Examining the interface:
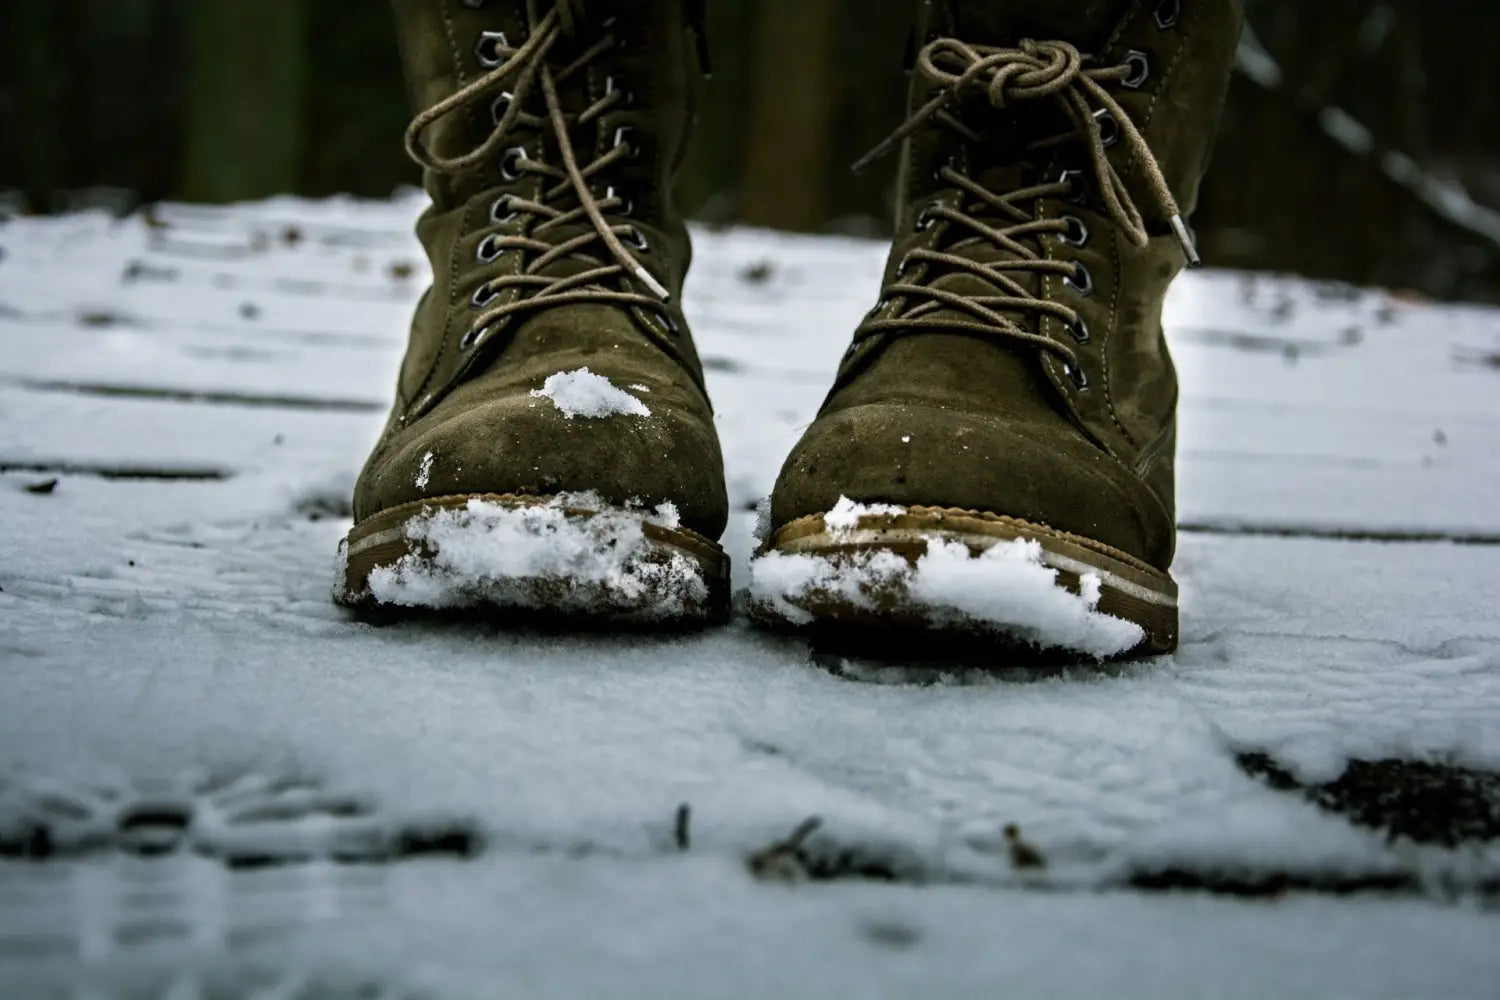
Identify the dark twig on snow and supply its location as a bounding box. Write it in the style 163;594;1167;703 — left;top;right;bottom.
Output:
748;815;823;882
674;802;691;852
1003;823;1047;870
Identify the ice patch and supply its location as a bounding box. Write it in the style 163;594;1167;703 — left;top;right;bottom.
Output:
531;368;651;420
331;538;350;604
365;495;706;617
751;536;1143;659
752;496;773;544
415;451;434;490
651;501;681;529
823;496;905;533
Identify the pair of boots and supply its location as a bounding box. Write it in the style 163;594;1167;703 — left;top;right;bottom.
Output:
336;0;1243;658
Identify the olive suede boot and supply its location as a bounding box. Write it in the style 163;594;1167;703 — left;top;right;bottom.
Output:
752;0;1242;656
336;0;729;622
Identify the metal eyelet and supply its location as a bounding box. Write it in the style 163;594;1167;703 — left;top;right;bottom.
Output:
1056;169;1087;203
1059;216;1090;247
623;227;650;251
500;146;528;181
654;312;680;337
604;76;636;107
470;283;499;309
868;297;891;318
459;326;484;351
1122;50;1151;89
1069;317;1091;344
1154;0;1180;29
1093;108;1120;148
490;195;518;225
931;155;959;185
604;186;633;217
915;204;939;231
489;91;514;125
476;234;505;263
1063;361;1090;389
1064;262;1095;297
475;31;509;68
612;126;640;158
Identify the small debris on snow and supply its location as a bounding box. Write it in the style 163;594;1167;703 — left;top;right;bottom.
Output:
751;525;1143;659
1004;823;1047;870
366;494;705;617
674;803;692;852
531;368;652;420
739;259;775;284
415;450;434;490
23;478;59;495
748;816;824;883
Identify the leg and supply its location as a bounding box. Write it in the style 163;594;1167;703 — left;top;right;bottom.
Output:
753;0;1244;657
338;1;728;623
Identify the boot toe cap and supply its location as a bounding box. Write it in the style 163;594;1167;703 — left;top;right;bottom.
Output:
769;401;1174;570
354;383;728;539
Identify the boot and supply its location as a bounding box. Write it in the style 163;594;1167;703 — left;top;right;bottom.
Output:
752;0;1242;656
336;0;729;622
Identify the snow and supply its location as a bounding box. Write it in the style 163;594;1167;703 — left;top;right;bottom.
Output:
0;195;1498;996
364;494;707;617
821;495;906;532
751;534;1143;659
414;450;433;490
530;366;651;419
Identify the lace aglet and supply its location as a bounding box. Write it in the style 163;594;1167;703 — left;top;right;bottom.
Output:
636;264;671;302
1170;214;1202;268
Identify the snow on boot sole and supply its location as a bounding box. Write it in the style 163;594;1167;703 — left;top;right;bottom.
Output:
337;493;730;625
750;505;1177;658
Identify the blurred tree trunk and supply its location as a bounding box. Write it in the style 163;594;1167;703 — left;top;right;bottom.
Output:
739;0;838;230
179;0;309;203
677;0;756;222
3;1;62;210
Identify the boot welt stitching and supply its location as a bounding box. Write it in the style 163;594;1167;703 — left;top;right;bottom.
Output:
770;505;1168;581
349;492;725;561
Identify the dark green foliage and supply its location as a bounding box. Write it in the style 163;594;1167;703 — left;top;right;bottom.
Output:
0;1;1495;301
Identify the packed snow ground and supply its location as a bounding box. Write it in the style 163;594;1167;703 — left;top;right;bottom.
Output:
1;193;1499;997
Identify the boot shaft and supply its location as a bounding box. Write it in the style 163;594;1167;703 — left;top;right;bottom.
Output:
389;0;703;228
899;0;1243;240
379;0;712;436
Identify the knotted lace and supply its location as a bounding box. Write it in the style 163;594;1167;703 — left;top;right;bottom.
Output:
404;0;671;346
852;38;1198;371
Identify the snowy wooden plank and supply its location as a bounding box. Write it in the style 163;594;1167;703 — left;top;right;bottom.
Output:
1;198;1498;997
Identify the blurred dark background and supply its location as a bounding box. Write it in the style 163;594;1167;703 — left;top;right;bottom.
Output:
2;0;1497;303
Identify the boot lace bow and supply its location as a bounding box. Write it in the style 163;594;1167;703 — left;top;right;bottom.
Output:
404;0;672;348
854;38;1198;375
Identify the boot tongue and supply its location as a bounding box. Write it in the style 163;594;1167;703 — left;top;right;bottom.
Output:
950;0;1130;47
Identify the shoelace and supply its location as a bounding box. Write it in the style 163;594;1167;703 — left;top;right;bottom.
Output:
852;38;1197;373
404;0;671;347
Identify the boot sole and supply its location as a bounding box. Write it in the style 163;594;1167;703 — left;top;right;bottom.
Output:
750;506;1177;658
336;493;730;626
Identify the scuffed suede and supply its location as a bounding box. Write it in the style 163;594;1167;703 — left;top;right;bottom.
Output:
770;0;1243;571
355;1;727;540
